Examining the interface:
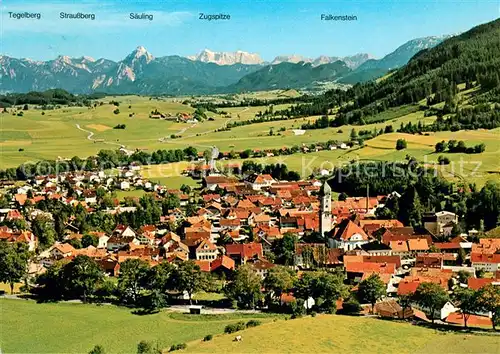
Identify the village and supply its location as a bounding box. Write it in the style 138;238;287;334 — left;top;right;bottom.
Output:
1;152;499;333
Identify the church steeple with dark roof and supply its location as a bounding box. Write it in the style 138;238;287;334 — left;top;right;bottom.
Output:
320;181;332;236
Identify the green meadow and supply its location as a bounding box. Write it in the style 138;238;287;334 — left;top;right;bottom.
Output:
0;299;274;354
1;95;498;186
1;299;496;354
186;314;499;354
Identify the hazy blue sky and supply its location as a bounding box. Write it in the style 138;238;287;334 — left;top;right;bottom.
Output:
1;0;499;61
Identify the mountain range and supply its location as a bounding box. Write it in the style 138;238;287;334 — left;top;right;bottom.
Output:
187;49;264;66
0;35;451;95
187;50;372;69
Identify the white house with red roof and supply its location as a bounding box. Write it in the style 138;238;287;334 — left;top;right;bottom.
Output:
329;219;370;251
245;173;275;191
471;253;500;272
113;224;136;238
195;239;218;261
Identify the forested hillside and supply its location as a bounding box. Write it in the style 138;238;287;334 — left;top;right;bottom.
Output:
227;61;351;92
281;18;500;127
350;18;500;110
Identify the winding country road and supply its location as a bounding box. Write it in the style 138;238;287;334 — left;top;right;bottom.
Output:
75;123;95;140
75;123;122;147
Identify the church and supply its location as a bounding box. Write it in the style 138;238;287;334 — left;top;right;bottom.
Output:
319;181;332;237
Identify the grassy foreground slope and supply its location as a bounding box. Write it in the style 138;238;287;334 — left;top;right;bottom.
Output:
0;299;272;354
186;315;499;354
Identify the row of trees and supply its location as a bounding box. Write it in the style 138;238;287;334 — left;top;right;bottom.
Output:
0;136;344;180
0;89;97;108
399;104;500;134
225;264;350;315
435;140;486;154
35;257;209;310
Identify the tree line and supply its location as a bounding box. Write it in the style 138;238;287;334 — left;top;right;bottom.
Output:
0;89;103;108
0;137;348;180
328;161;500;232
435;140;486;154
399;104;500;134
34;257;209;310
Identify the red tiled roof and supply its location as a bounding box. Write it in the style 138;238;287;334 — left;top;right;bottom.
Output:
433;242;461;250
446;313;492;327
334;220;369;241
473;239;500;254
362;255;401;268
345;262;395;274
225;242;263;260
397;281;420;295
359;219;404;229
255;225;282;239
210;255;235;271
280;293;296;304
203;194;221;202
194;260;211;272
471;252;500;264
6;209;23;220
53;243;75;254
334;197;380;212
467;278;497;290
361;272;392;284
236;199;257;209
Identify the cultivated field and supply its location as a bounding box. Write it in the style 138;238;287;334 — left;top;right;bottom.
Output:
168;107;433;152
0;299;273;354
0;96;193;167
2;94;498;187
0;97;425;168
186;314;499;354
216;129;500;187
0;96;290;168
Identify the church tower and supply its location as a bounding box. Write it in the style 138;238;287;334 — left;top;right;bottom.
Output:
319;181;332;237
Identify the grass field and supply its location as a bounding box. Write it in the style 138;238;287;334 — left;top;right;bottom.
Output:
140;161;200;189
217;129;499;186
0;98;428;168
115;189;148;200
0;299;273;354
0;96;291;168
186;314;500;354
167;108;435;152
2;95;498;187
2;299;497;354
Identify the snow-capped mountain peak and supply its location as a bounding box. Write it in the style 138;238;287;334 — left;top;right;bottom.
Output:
188;49;264;65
